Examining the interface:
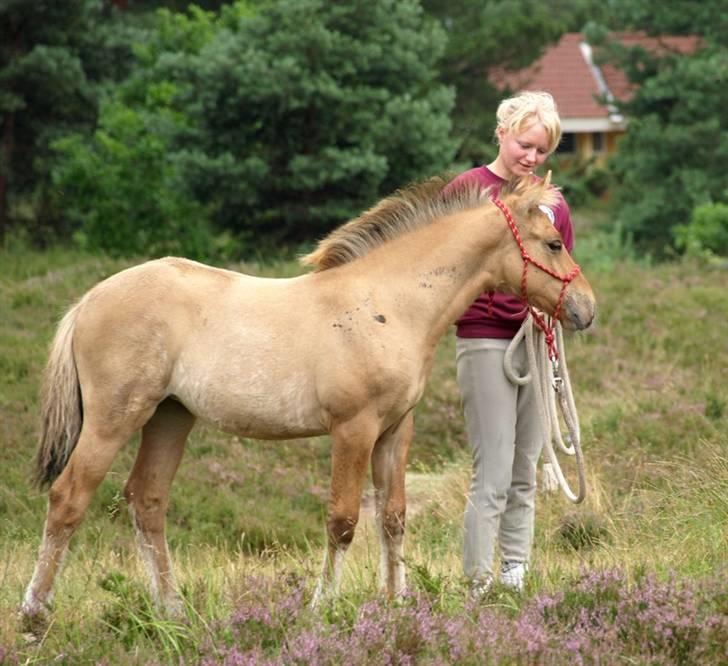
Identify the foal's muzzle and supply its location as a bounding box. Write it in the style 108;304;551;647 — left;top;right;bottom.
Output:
563;291;596;331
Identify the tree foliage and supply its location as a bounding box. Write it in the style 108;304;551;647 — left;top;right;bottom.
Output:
605;0;727;41
586;3;728;257
0;0;144;244
53;0;457;254
0;0;95;243
52;98;214;258
51;5;220;258
201;0;454;242
4;0;726;259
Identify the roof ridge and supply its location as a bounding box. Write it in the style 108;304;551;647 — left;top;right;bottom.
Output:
578;40;624;124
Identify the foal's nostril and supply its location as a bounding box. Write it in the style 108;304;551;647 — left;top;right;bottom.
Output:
567;308;584;330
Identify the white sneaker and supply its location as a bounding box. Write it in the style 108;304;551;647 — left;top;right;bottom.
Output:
500;561;527;591
468;575;493;600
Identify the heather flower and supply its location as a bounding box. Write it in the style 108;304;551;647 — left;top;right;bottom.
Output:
471;605;512;656
518;568;728;665
195;569;727;665
515;608;550;656
280;626;345;665
390;594;439;657
2;649;19;666
212;645;269;666
352;599;391;647
612;572;714;663
442;616;469;662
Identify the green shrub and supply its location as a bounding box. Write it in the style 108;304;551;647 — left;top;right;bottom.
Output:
51;99;217;260
557;511;611;551
604;45;728;258
674;201;728;257
550;156;612;208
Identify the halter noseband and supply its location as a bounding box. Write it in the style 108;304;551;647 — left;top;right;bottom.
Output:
491;196;581;363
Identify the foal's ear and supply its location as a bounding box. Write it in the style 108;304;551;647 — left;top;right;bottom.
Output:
520;171;552;210
527;170;559;211
542;170;552;191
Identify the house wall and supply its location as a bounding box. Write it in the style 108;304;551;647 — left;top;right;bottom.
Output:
561;130;625;165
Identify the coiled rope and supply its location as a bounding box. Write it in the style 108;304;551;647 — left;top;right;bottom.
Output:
504;314;586;503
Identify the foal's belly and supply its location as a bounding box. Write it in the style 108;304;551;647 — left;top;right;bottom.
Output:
168;358;326;439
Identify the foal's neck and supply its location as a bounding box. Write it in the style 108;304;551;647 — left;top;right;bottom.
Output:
364;204;509;345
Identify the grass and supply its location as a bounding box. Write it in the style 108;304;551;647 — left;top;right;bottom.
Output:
0;222;727;662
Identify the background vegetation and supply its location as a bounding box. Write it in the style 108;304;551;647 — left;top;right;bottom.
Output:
1;0;726;663
2;0;725;258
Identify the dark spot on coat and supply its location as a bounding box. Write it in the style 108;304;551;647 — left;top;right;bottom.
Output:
373;314;386;324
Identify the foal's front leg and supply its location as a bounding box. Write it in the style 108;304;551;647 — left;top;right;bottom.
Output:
371;411;413;598
312;416;378;608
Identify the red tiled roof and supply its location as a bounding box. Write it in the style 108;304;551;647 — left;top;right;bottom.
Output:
491;33;606;119
490;32;701;122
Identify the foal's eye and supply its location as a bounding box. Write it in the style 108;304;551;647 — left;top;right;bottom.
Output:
547;240;563;252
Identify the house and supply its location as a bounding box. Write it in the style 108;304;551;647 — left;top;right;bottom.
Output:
491;32;701;162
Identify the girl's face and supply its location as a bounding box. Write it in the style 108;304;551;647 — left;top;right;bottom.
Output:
495;121;551;178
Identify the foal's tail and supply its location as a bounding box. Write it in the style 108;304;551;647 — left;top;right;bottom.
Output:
33;301;84;489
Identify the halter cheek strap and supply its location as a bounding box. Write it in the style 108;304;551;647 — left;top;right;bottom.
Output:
491;196;581;362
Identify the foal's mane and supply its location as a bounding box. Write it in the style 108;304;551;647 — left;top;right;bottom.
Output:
300;174;558;271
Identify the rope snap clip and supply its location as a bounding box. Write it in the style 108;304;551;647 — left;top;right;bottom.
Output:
551;358;564;392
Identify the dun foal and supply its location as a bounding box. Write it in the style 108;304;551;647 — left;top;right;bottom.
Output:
22;175;595;621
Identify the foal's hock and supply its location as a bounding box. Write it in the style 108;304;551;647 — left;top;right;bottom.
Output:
22;174;595;620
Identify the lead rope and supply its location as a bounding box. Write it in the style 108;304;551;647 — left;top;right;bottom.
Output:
503;314;586;503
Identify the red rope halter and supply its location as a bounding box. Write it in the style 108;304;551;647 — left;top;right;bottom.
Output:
491;196;581;362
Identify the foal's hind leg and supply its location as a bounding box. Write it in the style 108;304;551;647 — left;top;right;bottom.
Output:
371;411;413;598
123;398;194;614
312;415;379;607
22;417;146;621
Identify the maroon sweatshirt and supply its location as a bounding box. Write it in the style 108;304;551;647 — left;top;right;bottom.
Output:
447;166;575;340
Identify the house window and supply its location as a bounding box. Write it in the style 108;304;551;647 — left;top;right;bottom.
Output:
592;132;605;153
558;133;575;154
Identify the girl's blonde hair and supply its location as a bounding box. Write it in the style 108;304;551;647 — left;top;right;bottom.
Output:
495;91;562;154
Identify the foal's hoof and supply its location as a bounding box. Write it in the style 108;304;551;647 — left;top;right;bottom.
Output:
160;595;186;620
310;587;324;611
19;604;49;638
310;580;335;611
